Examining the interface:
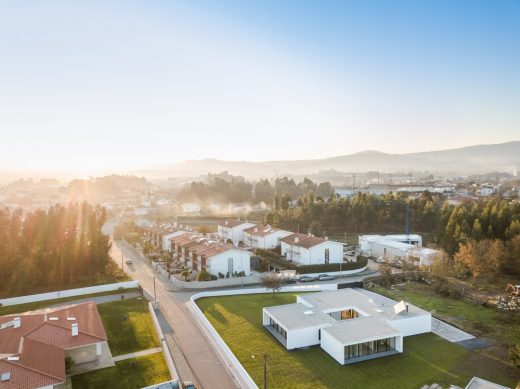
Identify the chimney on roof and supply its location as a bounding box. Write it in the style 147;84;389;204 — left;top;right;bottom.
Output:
325;236;328;240
294;237;299;244
71;323;79;337
13;317;21;329
254;227;258;232
225;221;228;226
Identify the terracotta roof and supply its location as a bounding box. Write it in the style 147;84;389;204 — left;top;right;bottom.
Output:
0;359;63;389
202;244;244;259
217;219;251;228
146;225;187;236
0;302;107;389
243;225;287;237
280;233;327;249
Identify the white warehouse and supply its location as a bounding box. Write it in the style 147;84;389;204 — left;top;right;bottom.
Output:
263;289;431;365
359;234;438;266
280;233;343;265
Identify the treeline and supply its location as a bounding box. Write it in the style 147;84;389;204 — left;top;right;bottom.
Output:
0;203;117;298
176;176;333;205
264;192;520;255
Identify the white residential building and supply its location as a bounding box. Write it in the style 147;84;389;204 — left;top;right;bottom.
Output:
280;233;343;265
217;220;256;244
145;225;190;251
263;289;431;365
243;225;293;250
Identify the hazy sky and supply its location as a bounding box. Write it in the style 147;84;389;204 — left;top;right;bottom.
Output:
1;1;519;173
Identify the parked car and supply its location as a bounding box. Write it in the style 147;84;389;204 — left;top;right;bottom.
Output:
183;381;196;389
298;275;317;282
318;274;335;281
125;259;133;265
284;278;297;284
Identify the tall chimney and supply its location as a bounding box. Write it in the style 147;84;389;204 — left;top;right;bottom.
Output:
13;317;21;329
294;237;299;244
71;323;79;337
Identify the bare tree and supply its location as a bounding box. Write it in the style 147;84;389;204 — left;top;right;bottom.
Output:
260;273;283;294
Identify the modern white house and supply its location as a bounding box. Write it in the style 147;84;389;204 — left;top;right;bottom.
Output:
280;233;343;265
217;220;256;244
263;289;431;365
359;234;439;266
243;225;293;250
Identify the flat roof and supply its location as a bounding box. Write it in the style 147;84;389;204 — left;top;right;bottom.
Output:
264;303;334;331
264;289;430;344
465;377;510;389
323;317;400;345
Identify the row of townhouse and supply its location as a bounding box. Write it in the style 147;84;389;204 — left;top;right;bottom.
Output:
169;233;251;277
217;220;344;265
144;224;192;251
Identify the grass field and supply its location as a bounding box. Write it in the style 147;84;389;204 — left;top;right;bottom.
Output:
197;293;520;389
0;288;138;316
71;353;170;389
370;282;520;347
97;297;160;356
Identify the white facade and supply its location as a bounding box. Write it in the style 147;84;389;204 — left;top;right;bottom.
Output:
206;249;251;276
263;289;430;365
359;234;437;266
217;221;256;244
281;239;343;265
244;227;292;249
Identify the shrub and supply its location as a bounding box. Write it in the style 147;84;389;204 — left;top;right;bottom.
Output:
65;356;74;373
509;344;520;369
218;272;225;279
197;270;211;281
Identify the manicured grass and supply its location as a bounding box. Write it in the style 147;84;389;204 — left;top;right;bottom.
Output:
0;288;138;316
71;353;170;389
97;298;160;356
197;293;520;389
370;282;520;347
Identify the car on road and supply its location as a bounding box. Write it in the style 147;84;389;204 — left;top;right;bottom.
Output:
318;274;335;281
283;278;297;284
298;275;317;282
125;259;133;265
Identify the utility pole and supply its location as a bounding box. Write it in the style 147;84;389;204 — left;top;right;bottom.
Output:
153;276;156;302
121;248;124;270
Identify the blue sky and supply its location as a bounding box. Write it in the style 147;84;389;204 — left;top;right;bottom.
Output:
0;1;519;173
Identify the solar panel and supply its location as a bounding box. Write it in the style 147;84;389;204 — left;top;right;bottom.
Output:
1;372;11;382
393;300;407;315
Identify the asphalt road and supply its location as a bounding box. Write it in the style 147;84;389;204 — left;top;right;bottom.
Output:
104;224;239;389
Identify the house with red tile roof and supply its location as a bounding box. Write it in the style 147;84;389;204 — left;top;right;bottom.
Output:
0;302;110;389
217;219;256;244
243;225;292;250
280;233;344;265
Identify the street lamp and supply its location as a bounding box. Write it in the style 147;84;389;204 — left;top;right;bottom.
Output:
252;353;268;389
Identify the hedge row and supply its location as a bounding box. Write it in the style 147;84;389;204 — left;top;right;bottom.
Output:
255;249;368;274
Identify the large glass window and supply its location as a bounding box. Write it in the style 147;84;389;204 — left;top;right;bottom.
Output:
345;336;397;361
269;317;287;339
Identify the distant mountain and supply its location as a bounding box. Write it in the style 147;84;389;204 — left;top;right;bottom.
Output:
135;141;520;179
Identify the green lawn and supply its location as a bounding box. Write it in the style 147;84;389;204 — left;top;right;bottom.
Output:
0;288;138;316
71;353;170;389
97;298;160;356
197;293;520;389
370;282;520;347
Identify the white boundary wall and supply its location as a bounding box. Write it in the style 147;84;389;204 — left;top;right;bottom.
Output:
148;301;180;384
189;284;338;389
0;281;140;307
297;266;367;278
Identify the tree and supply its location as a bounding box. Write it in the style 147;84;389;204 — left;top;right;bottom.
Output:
378;262;393;285
180;268;190;281
260;273;283;294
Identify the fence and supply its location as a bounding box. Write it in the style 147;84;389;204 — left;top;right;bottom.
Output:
170;274;261;289
189;284;339;389
0;281;140;307
148;301;180;385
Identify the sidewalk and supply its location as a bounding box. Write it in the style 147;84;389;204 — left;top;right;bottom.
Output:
112;347;163;362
